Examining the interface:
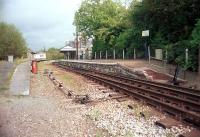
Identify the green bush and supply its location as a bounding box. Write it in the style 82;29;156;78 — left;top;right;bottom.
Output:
46;48;64;60
0;22;27;60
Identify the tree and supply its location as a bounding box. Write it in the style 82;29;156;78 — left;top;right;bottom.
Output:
128;0;200;69
46;48;64;60
0;22;27;60
74;0;128;58
74;0;126;37
74;0;200;70
191;19;200;48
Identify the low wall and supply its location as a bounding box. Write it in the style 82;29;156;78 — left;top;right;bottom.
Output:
54;60;143;78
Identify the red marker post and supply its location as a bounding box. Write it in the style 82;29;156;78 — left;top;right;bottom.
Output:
31;60;38;74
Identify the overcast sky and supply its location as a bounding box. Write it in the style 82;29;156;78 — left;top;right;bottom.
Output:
1;0;82;51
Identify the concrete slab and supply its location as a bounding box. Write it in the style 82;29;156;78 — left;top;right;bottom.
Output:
9;61;30;95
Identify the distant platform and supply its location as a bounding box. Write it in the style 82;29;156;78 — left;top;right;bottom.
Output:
58;59;186;84
60;59;118;65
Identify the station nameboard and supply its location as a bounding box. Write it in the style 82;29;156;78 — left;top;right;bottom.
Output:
142;30;149;37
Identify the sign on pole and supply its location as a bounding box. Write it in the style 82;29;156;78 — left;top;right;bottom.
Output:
142;30;149;37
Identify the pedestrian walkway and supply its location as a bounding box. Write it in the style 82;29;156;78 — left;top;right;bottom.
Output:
9;61;30;95
0;61;14;92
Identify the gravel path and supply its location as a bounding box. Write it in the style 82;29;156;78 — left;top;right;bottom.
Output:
0;71;109;137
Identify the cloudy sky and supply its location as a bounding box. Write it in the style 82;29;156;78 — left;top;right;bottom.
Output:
1;0;82;51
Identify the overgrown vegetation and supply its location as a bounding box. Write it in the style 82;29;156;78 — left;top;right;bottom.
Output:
74;0;200;71
0;22;27;60
46;47;64;60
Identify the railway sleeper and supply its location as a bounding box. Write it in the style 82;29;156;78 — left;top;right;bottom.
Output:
145;101;158;109
87;72;200;115
112;77;200;111
149;95;161;101
164;98;200;114
54;63;200;128
95;74;200;105
185;96;199;103
89;69;200;101
183;117;200;127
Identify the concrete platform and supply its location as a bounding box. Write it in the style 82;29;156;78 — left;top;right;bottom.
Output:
9;61;30;95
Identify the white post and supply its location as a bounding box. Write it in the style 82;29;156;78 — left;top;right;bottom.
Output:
199;47;200;75
123;49;125;60
95;52;96;59
106;50;108;59
113;49;115;59
8;55;13;62
67;52;69;60
164;50;168;72
148;46;151;63
100;51;102;59
134;48;136;59
185;48;188;64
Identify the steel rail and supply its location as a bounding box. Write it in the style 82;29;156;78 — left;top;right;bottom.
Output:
96;71;200;95
67;66;200;105
75;70;200;113
88;71;200;103
53;62;200;127
77;70;200;127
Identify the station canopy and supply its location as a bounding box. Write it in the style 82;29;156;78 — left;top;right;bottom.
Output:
60;46;76;52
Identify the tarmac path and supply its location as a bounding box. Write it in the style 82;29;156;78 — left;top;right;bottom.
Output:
0;61;14;92
9;61;30;95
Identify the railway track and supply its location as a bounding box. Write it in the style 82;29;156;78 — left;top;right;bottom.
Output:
53;62;200;128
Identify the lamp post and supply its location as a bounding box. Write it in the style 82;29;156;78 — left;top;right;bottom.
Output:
76;32;79;60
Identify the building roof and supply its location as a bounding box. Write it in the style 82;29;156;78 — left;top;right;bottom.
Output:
60;46;76;52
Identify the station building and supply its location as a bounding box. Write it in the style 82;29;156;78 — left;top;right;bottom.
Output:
60;39;93;60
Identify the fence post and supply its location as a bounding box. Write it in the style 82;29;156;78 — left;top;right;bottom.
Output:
185;48;188;64
106;50;108;59
134;48;136;59
95;52;96;59
100;51;102;59
123;49;125;60
164;50;168;73
113;49;115;60
67;52;69;60
199;47;200;75
148;46;151;63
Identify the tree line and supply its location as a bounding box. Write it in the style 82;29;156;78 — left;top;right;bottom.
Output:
0;22;27;60
74;0;200;71
46;47;64;60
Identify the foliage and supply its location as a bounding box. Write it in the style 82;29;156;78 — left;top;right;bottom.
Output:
46;47;64;60
74;0;127;37
191;19;200;48
74;0;200;71
74;0;128;58
0;22;27;60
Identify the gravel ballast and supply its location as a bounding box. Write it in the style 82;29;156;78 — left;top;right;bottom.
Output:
0;62;193;137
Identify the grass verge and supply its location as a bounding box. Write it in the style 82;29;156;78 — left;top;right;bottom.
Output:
0;58;28;94
38;61;86;93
